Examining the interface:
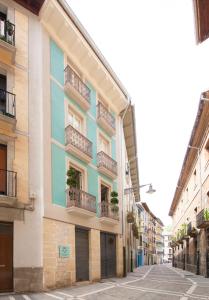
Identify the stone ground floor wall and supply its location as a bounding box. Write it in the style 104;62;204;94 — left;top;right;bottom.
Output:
173;229;209;277
43;218;123;290
0;208;43;293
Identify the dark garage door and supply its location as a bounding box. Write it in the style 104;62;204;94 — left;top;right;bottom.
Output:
75;228;89;281
101;232;116;278
0;222;13;292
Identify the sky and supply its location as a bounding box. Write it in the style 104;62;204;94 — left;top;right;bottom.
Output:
67;0;206;226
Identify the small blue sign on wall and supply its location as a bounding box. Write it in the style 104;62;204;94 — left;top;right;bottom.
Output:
59;245;70;258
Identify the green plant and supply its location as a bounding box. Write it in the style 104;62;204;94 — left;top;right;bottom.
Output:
6;22;14;36
181;223;187;236
110;191;119;213
127;211;135;223
132;221;139;239
204;208;209;221
66;167;77;188
110;191;118;205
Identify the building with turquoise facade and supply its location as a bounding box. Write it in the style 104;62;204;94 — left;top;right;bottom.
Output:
0;0;140;292
38;0;140;289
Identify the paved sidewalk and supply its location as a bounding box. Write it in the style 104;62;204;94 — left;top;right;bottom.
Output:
0;264;209;299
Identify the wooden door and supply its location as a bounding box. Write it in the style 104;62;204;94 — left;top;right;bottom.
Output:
0;144;7;195
0;222;13;292
101;232;116;278
75;228;89;281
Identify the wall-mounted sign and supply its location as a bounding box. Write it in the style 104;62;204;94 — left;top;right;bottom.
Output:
59;245;70;258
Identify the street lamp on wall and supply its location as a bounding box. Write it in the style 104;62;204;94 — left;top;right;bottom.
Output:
140;183;156;194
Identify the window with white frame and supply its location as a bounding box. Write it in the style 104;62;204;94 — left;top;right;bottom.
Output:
99;133;110;155
193;169;197;189
67;106;83;133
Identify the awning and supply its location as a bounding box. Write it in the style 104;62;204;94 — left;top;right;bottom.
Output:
122;105;140;201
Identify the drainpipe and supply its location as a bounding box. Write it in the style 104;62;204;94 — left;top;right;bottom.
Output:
120;99;131;277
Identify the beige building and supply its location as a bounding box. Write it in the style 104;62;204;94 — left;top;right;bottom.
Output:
0;0;46;293
141;203;164;265
169;99;209;276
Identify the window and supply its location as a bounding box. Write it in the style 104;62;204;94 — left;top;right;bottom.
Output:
99;134;110;155
0;12;6;37
101;183;110;203
68;161;86;191
0;74;6;114
69;166;82;190
0;144;7;195
67;106;83;133
204;139;209;170
193;169;197;190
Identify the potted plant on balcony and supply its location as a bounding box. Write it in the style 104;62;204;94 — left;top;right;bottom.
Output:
6;21;14;36
110;191;119;214
127;211;135;223
204;208;209;222
66;167;77;200
132;221;139;239
189;226;198;237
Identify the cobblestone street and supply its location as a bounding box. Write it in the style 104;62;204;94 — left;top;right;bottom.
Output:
1;265;209;300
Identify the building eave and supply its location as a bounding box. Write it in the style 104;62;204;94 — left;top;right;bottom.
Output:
169;99;209;216
14;0;45;15
39;0;130;112
123;105;140;201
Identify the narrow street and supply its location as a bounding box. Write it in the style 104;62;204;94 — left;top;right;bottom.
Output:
1;265;209;300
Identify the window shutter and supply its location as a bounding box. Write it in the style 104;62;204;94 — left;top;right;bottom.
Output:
195;0;209;43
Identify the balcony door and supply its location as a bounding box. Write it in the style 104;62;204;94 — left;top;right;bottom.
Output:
0;12;6;39
0;74;6;114
68;107;83;134
0;144;7;195
99;134;110;155
101;184;109;204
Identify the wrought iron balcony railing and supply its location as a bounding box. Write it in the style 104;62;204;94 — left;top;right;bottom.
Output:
0;20;15;46
66;187;96;213
196;209;209;229
99;202;119;220
187;222;198;237
97;102;115;130
65;124;92;158
0;169;17;197
64;65;90;103
97;151;117;175
0;89;16;118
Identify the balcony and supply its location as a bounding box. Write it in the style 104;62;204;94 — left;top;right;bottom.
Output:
196;209;209;229
97;102;116;136
0;21;16;64
66;187;96;218
64;65;91;111
0;89;16;128
187;222;198;237
0;169;17;207
65;124;92;163
99;202;119;225
97;151;117;179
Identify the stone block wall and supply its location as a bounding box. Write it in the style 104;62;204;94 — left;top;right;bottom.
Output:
89;229;101;282
43;218;75;290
